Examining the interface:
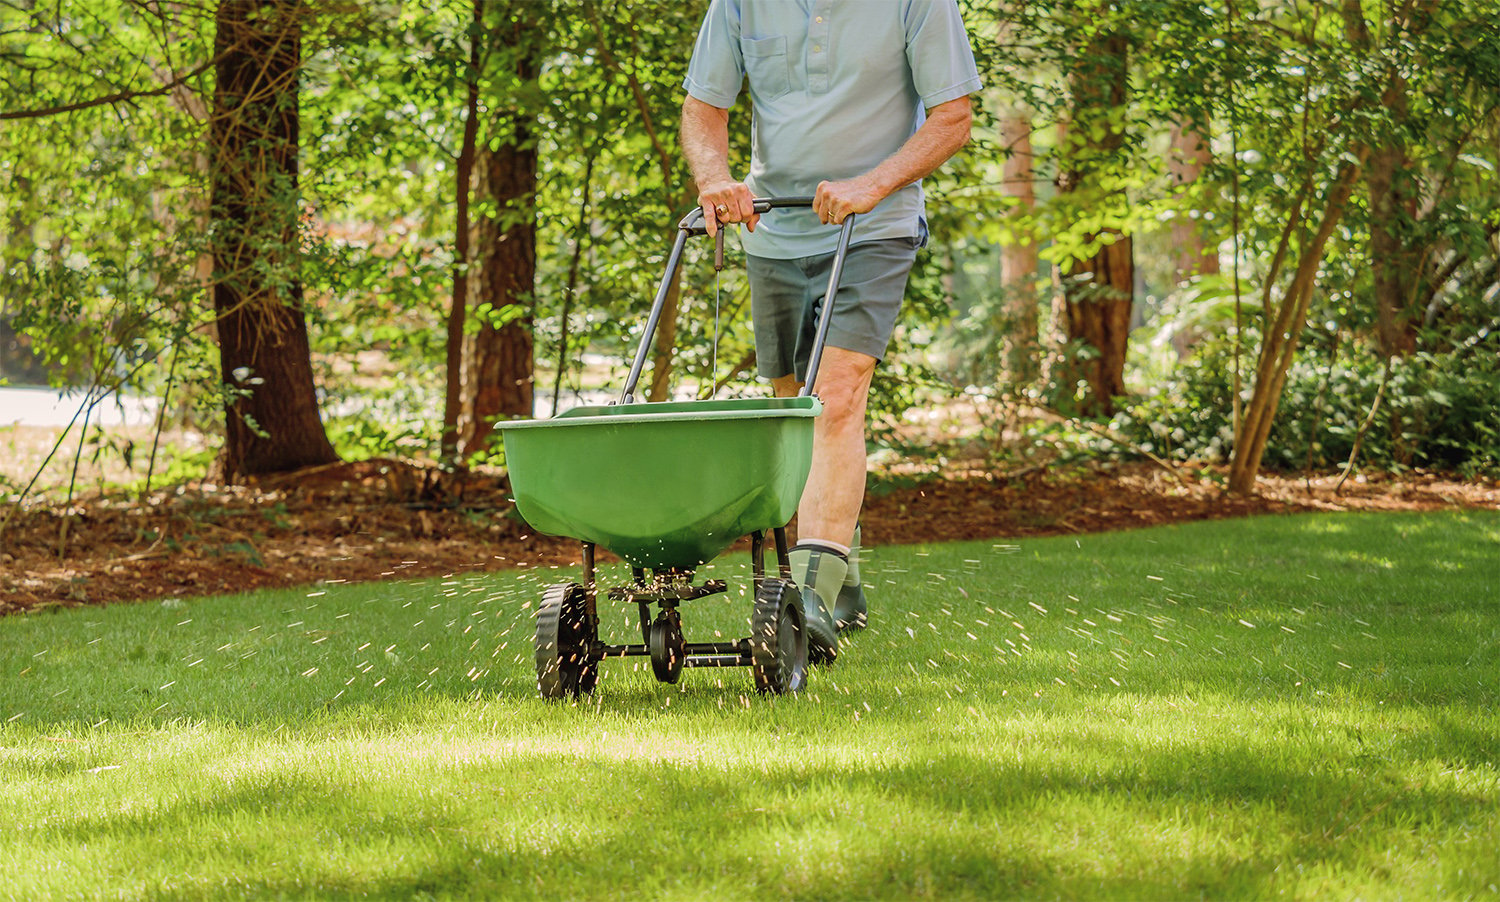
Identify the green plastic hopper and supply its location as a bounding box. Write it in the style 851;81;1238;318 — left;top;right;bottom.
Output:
500;396;821;570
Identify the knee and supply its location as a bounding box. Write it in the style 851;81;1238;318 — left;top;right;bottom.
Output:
812;370;871;427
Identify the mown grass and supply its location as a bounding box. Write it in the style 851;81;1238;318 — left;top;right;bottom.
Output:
2;510;1497;900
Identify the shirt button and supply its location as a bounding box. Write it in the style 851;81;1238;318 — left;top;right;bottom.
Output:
816;15;823;22
813;44;821;52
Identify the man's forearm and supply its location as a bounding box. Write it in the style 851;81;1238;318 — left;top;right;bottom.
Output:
861;97;973;198
681;96;734;189
813;96;973;224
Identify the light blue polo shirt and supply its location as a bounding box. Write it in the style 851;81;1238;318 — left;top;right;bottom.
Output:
684;0;982;259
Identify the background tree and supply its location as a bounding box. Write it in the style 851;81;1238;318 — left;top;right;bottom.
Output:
211;0;339;479
3;0;1496;510
1053;6;1135;417
461;1;543;454
998;110;1041;384
440;0;484;461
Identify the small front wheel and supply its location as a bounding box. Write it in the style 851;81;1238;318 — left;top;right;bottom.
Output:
648;611;686;684
750;578;808;694
535;583;599;699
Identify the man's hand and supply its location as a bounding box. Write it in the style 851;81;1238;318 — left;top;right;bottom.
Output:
814;176;884;226
682;96;759;238
698;179;759;238
812;96;973;227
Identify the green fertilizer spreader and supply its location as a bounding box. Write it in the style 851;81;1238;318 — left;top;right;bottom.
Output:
500;198;856;698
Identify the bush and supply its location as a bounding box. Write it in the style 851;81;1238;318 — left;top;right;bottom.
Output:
1114;340;1500;476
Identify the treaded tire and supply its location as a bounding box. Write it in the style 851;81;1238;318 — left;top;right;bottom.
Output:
535;583;599;699
750;578;808;694
648;613;685;684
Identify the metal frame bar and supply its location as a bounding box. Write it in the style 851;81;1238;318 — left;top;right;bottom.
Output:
617;196;857;404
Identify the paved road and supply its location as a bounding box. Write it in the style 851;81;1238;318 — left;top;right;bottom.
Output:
0;386;158;428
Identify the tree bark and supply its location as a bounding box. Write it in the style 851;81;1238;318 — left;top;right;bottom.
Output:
1167;121;1219;359
999;112;1040;383
210;0;337;481
1227;159;1365;495
442;0;483;460
1059;235;1133;413
1168;122;1219;283
646;271;684;402
1366;76;1419;359
1055;24;1133;416
462;6;539;455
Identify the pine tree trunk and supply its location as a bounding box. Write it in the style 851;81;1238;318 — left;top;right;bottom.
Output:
1167;122;1219;359
1366;75;1418;359
463;8;539;455
1059;237;1133;413
1168;122;1219;283
442;0;482;460
210;0;337;481
1055;25;1133;417
999;112;1039;383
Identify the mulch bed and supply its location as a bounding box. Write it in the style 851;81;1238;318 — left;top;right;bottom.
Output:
2;458;1495;615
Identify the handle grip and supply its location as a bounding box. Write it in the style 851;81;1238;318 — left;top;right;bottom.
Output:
677;195;817;235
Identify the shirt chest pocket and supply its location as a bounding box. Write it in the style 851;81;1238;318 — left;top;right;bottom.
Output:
741;34;791;100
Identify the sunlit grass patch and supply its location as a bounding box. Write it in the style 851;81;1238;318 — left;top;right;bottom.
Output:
1;511;1497;899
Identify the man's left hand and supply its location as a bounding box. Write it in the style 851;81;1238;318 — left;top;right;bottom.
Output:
814;177;884;225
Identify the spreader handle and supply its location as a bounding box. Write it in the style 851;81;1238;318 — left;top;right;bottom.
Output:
676;196;817;234
620;196;857;405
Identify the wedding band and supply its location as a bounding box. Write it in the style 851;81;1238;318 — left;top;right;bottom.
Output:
715;204;729;216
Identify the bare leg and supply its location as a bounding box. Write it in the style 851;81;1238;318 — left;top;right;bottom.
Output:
772;346;874;548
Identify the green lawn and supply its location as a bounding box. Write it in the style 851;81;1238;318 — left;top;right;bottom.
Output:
2;511;1497;900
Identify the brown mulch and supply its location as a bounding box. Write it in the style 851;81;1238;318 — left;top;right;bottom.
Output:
2;458;1495;615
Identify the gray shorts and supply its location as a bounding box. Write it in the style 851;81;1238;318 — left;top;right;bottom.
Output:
747;237;920;381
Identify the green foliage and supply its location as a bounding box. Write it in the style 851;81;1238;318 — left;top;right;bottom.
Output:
325;412;441;461
121;442;218;496
0;1;212;401
1115;338;1500;476
3;0;1497;489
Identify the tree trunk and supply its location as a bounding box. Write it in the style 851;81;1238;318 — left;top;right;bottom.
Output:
462;7;539;455
442;0;483;460
553;152;597;413
1168;122;1219;283
1055;24;1133;417
999;112;1040;383
1227;159;1364;495
210;0;337;481
1168;121;1219;359
646;265;685;402
1059;236;1133;413
1366;76;1418;359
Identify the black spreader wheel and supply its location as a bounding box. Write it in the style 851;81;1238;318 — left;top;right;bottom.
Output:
750;578;808;694
648;611;686;684
535;583;599;699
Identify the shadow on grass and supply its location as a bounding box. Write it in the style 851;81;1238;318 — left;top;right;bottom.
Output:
45;733;1492;900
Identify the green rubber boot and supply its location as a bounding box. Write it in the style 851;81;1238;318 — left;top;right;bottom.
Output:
834;525;867;633
788;543;845;663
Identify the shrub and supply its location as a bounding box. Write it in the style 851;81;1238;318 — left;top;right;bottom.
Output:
1114;341;1500;476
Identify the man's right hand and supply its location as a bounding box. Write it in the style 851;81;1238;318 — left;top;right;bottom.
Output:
698;180;759;237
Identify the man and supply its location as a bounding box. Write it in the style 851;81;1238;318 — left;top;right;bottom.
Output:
680;0;980;660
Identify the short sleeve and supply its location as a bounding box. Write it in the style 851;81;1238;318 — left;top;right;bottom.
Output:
683;0;745;109
904;0;983;109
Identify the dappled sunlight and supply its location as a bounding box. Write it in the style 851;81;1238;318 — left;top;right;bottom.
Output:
4;698;1494;899
2;512;1497;898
